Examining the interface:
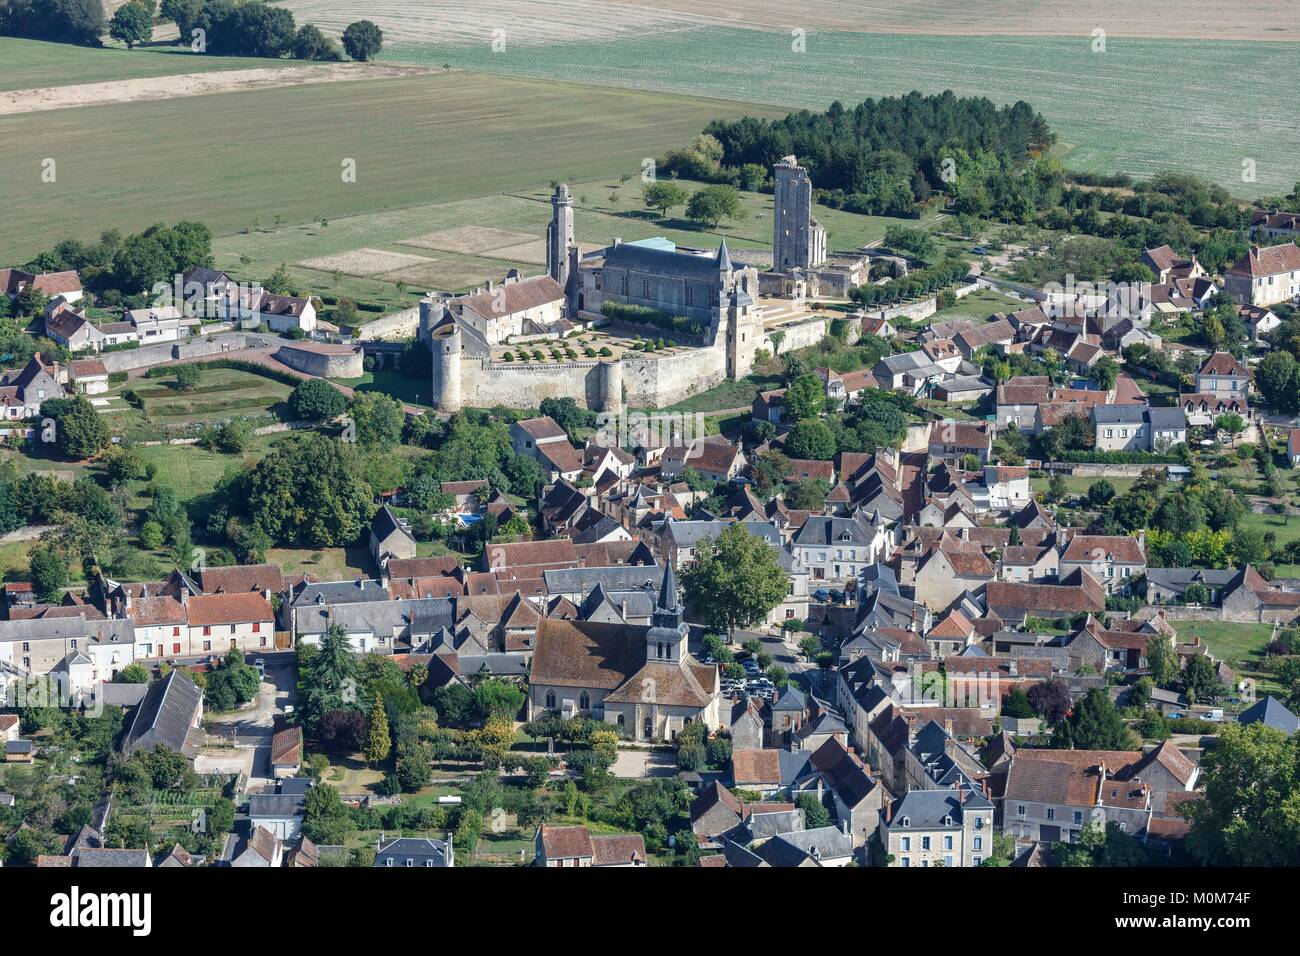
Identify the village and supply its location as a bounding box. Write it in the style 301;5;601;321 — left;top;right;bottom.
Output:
1;144;1298;871
1;3;1300;886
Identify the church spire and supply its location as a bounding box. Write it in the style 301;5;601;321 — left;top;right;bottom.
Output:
657;561;678;613
715;237;732;273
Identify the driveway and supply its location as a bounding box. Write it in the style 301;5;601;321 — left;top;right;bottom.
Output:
203;654;297;791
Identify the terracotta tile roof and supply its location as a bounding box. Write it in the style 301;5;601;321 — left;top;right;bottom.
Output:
271;726;302;766
1061;534;1146;565
128;596;187;627
459;275;566;318
30;270;82;296
487;538;579;571
197;563;285;594
1228;242;1300;278
986;570;1106;614
539;824;593;860
387;556;461;579
514;416;567;441
731;749;782;785
928;420;991;448
529;619;643;690
185;592;273;626
590;833;646;866
1198;351;1248;377
69;359;107;378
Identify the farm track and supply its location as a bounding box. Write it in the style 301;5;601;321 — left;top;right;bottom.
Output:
0;62;439;115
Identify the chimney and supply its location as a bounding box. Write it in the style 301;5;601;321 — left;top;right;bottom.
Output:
882;801;892;824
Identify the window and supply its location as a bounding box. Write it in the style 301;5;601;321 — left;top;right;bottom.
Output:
172;627;180;637
172;643;181;654
203;641;211;652
944;855;953;867
1046;808;1055;821
1016;805;1026;818
252;622;261;633
901;837;910;852
230;624;236;634
1074;810;1083;825
973;857;981;866
975;816;984;829
944;836;953;851
973;837;982;851
545;690;556;709
203;625;212;636
579;692;590;710
921;837;931;851
900;857;910;868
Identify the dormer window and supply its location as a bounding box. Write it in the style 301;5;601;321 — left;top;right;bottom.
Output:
900;816;910;828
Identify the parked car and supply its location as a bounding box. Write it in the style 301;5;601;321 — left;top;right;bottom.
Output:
253;658;267;678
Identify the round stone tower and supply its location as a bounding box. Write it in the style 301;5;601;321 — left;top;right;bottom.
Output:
599;358;623;414
430;316;462;413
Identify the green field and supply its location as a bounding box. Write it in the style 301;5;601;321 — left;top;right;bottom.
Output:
0;70;782;265
385;29;1300;196
0;36;307;91
1174;620;1277;693
213;176;913;301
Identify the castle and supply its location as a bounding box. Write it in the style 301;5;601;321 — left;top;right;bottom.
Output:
422;157;854;413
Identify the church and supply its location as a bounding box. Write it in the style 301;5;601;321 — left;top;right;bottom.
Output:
527;563;722;742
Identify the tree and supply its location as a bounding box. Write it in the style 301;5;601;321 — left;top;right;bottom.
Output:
1214;412;1245;446
302;783;355;845
1086;479;1116;508
1090;354;1120;391
783;418;836;460
109;0;153;47
346;391;404;448
680;523;789;637
41;396;110;460
1052;688;1137;750
796;792;830;829
1180;653;1221;704
1187;723;1300;865
246;433;374;547
643;181;688;218
298;623;361;730
341;19;383;61
783;373;825;421
685;185;742;228
473;679;525;721
172;363;201;391
1002;687;1034;719
29;546;69;603
1027;677;1072;724
1255;351;1300;414
289;378;346;422
364;692;392;766
293;22;341;60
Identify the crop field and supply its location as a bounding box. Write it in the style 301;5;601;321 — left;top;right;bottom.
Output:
0;36;313;92
211;176;910;298
276;0;1300;44
381;27;1300;197
0;70;780;266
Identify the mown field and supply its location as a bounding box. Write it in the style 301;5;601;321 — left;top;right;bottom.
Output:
0;70;781;265
213;176;912;300
0;36;316;91
383;28;1300;196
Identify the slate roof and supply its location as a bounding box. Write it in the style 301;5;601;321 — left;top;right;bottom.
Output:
122;670;202;756
1237;696;1299;735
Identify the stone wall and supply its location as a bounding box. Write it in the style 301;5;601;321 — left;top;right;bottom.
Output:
275;344;363;379
97;332;284;373
621;345;729;409
354;306;420;341
459;358;615;411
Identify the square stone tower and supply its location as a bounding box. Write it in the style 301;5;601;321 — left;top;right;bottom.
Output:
773;155;827;272
546;183;576;306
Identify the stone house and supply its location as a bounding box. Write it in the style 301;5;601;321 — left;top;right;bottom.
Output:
1225;242;1300;307
879;787;994;867
1059;534;1147;595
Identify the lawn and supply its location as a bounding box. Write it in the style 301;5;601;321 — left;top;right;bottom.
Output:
0;37;305;92
125;367;294;424
333;368;433;409
1176;620;1277;691
642;372;783;415
0;70;783;265
385;28;1300;197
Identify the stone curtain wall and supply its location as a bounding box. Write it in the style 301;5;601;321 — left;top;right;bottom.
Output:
97;332;285;373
